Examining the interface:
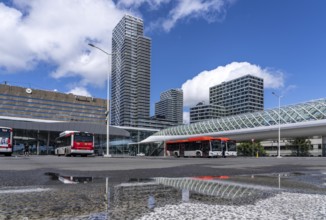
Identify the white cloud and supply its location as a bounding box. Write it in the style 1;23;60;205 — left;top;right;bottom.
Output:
0;0;126;92
117;0;235;32
117;0;170;9
183;111;190;124
0;0;236;97
162;0;233;32
181;62;284;108
67;87;91;97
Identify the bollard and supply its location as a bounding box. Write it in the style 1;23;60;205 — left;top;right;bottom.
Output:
256;151;259;158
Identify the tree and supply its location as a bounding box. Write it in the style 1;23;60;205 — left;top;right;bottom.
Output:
237;141;267;157
289;138;311;157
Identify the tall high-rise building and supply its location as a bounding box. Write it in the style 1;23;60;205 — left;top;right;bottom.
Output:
155;89;183;125
111;15;151;127
210;74;264;116
189;74;264;123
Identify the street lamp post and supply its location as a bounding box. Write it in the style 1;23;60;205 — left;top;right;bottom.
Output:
272;92;282;158
88;43;112;157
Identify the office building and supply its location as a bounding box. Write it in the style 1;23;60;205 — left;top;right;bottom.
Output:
210;74;264;116
111;15;151;127
190;102;225;124
155;89;183;125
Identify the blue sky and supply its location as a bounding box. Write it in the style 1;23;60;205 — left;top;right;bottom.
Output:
0;0;325;123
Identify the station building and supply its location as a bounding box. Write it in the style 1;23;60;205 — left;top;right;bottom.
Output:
0;83;155;155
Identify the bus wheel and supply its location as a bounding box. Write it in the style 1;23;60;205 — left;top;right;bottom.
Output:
5;153;12;157
196;152;201;157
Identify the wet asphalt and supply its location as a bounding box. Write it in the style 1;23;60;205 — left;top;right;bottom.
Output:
0;156;326;220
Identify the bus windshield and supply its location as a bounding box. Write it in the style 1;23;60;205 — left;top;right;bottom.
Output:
211;140;222;151
0;129;10;138
227;140;237;151
74;133;93;143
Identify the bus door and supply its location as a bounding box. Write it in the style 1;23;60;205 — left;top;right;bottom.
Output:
180;143;185;157
221;140;227;158
227;140;237;156
202;141;209;157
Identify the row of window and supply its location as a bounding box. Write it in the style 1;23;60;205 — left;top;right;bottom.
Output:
0;94;105;111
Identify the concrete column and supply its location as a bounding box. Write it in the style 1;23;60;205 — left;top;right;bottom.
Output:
163;141;166;157
37;130;40;155
47;131;50;155
322;136;326;157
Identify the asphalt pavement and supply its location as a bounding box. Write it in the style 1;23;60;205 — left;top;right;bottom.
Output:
0;155;325;187
1;155;326;219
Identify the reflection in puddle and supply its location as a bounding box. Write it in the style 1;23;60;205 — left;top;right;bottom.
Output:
227;172;326;193
147;195;156;209
1;172;325;219
105;173;326;219
104;176;278;219
45;172;93;184
58;176;93;184
155;176;276;200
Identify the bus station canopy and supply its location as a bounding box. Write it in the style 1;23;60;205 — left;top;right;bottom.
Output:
141;98;326;143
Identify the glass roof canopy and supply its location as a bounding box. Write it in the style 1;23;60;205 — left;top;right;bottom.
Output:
154;99;326;137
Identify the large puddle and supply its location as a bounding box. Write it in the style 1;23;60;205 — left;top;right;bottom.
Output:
0;172;326;219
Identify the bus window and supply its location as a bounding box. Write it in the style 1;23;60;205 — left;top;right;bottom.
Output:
227;141;237;151
211;140;222;151
74;133;93;143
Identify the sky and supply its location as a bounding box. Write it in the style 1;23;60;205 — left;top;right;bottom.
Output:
0;0;325;123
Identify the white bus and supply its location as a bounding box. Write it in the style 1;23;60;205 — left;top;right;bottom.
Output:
0;127;13;156
166;136;237;158
55;131;94;157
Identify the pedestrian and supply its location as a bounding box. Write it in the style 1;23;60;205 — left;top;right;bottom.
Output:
222;145;226;158
24;142;30;156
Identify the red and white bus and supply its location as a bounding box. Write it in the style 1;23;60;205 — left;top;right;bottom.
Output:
0;127;13;156
166;136;237;158
55;131;94;157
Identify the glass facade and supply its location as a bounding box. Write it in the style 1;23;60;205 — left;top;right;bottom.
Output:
115;126;163;156
10;128;130;156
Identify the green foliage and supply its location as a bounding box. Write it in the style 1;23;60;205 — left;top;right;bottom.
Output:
237;141;267;157
289;138;311;157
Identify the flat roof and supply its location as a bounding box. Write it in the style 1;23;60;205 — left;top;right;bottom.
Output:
0;117;129;137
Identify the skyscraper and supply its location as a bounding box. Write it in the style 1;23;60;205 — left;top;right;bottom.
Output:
155;89;183;125
210;74;264;116
111;15;151;127
189;74;264;123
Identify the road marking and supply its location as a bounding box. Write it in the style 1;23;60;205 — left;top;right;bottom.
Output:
0;188;50;194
